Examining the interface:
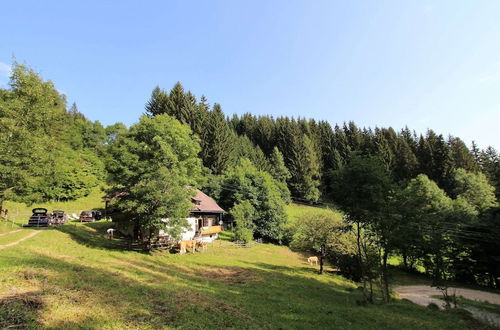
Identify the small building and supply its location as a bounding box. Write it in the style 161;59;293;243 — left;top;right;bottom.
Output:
161;189;225;243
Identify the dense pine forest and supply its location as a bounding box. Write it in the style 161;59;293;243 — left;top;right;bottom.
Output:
1;63;499;296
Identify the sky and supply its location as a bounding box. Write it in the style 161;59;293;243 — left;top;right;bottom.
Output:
1;0;500;149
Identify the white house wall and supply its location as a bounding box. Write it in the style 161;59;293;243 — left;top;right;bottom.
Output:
160;217;199;241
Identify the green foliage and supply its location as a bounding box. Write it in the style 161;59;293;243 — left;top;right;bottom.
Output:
106;114;204;239
200;104;236;174
234;135;270;172
275;118;321;202
395;171;500;288
145;86;169;117
216;158;288;242
290;210;355;274
268;147;291;203
32;148;105;201
452;168;497;213
478;146;500;200
400;175;456;287
230;200;255;243
417;130;455;191
449;137;478;172
331;154;397;301
331;155;393;223
269;147;291;182
0;63;104;204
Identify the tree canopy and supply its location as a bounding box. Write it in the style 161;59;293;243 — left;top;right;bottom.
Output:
106;114;204;240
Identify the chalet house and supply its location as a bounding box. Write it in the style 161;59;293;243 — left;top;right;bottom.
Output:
189;189;225;240
161;189;225;242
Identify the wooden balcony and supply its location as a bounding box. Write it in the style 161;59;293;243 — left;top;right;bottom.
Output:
201;225;222;235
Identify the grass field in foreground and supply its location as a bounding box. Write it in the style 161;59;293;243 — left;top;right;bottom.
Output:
0;222;489;329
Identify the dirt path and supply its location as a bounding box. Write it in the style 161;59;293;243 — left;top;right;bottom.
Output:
0;229;23;237
394;285;500;326
0;231;41;250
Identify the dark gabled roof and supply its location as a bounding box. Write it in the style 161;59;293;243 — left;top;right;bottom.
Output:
191;189;225;213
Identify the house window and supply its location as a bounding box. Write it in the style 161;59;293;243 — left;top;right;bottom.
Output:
203;217;210;227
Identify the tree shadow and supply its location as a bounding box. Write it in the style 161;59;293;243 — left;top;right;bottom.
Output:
0;252;253;329
5;223;491;329
0;245;489;329
56;222;144;252
0;288;44;329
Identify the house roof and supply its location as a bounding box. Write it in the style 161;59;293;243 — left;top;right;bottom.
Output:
191;189;225;213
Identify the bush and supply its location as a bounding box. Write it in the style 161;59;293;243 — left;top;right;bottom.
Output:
231;200;256;243
290;210;358;275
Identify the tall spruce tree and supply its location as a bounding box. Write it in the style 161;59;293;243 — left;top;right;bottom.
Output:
449;137;478;172
145;86;169;117
200;103;235;174
417;130;454;191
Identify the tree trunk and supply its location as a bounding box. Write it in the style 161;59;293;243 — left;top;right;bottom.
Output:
147;231;153;251
382;249;390;302
356;221;368;302
319;247;325;274
402;250;408;270
368;278;373;303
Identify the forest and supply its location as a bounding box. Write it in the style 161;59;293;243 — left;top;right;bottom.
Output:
1;63;499;301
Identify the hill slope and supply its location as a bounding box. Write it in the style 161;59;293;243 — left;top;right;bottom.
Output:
0;221;485;329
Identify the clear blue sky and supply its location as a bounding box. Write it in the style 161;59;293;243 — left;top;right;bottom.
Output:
1;0;500;149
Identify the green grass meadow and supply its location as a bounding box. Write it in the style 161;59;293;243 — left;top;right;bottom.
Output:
0;202;492;329
3;187;107;221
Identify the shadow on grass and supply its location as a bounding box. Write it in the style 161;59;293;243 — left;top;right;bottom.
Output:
105;256;490;329
56;222;145;252
0;254;254;329
0;246;494;329
6;224;494;329
0;288;44;329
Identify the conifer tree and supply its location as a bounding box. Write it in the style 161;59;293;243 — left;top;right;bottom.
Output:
254;115;275;155
191;95;209;137
269;147;291;182
145;86;169;117
333;124;351;163
417;130;454;191
393;138;418;181
478;147;500;199
234;135;270;172
289;133;321;202
449;137;478;172
167;83;199;125
374;128;394;171
200;104;235;174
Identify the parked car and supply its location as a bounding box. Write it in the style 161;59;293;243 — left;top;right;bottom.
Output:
79;210;102;222
79;211;95;222
51;210;68;225
27;208;51;227
93;210;102;220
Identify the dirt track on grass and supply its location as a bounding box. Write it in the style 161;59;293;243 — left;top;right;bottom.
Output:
0;231;41;250
0;229;22;237
395;285;500;326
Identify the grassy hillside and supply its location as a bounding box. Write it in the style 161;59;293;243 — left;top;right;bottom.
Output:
3;187;106;222
0;220;22;233
0;221;486;329
285;203;342;225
